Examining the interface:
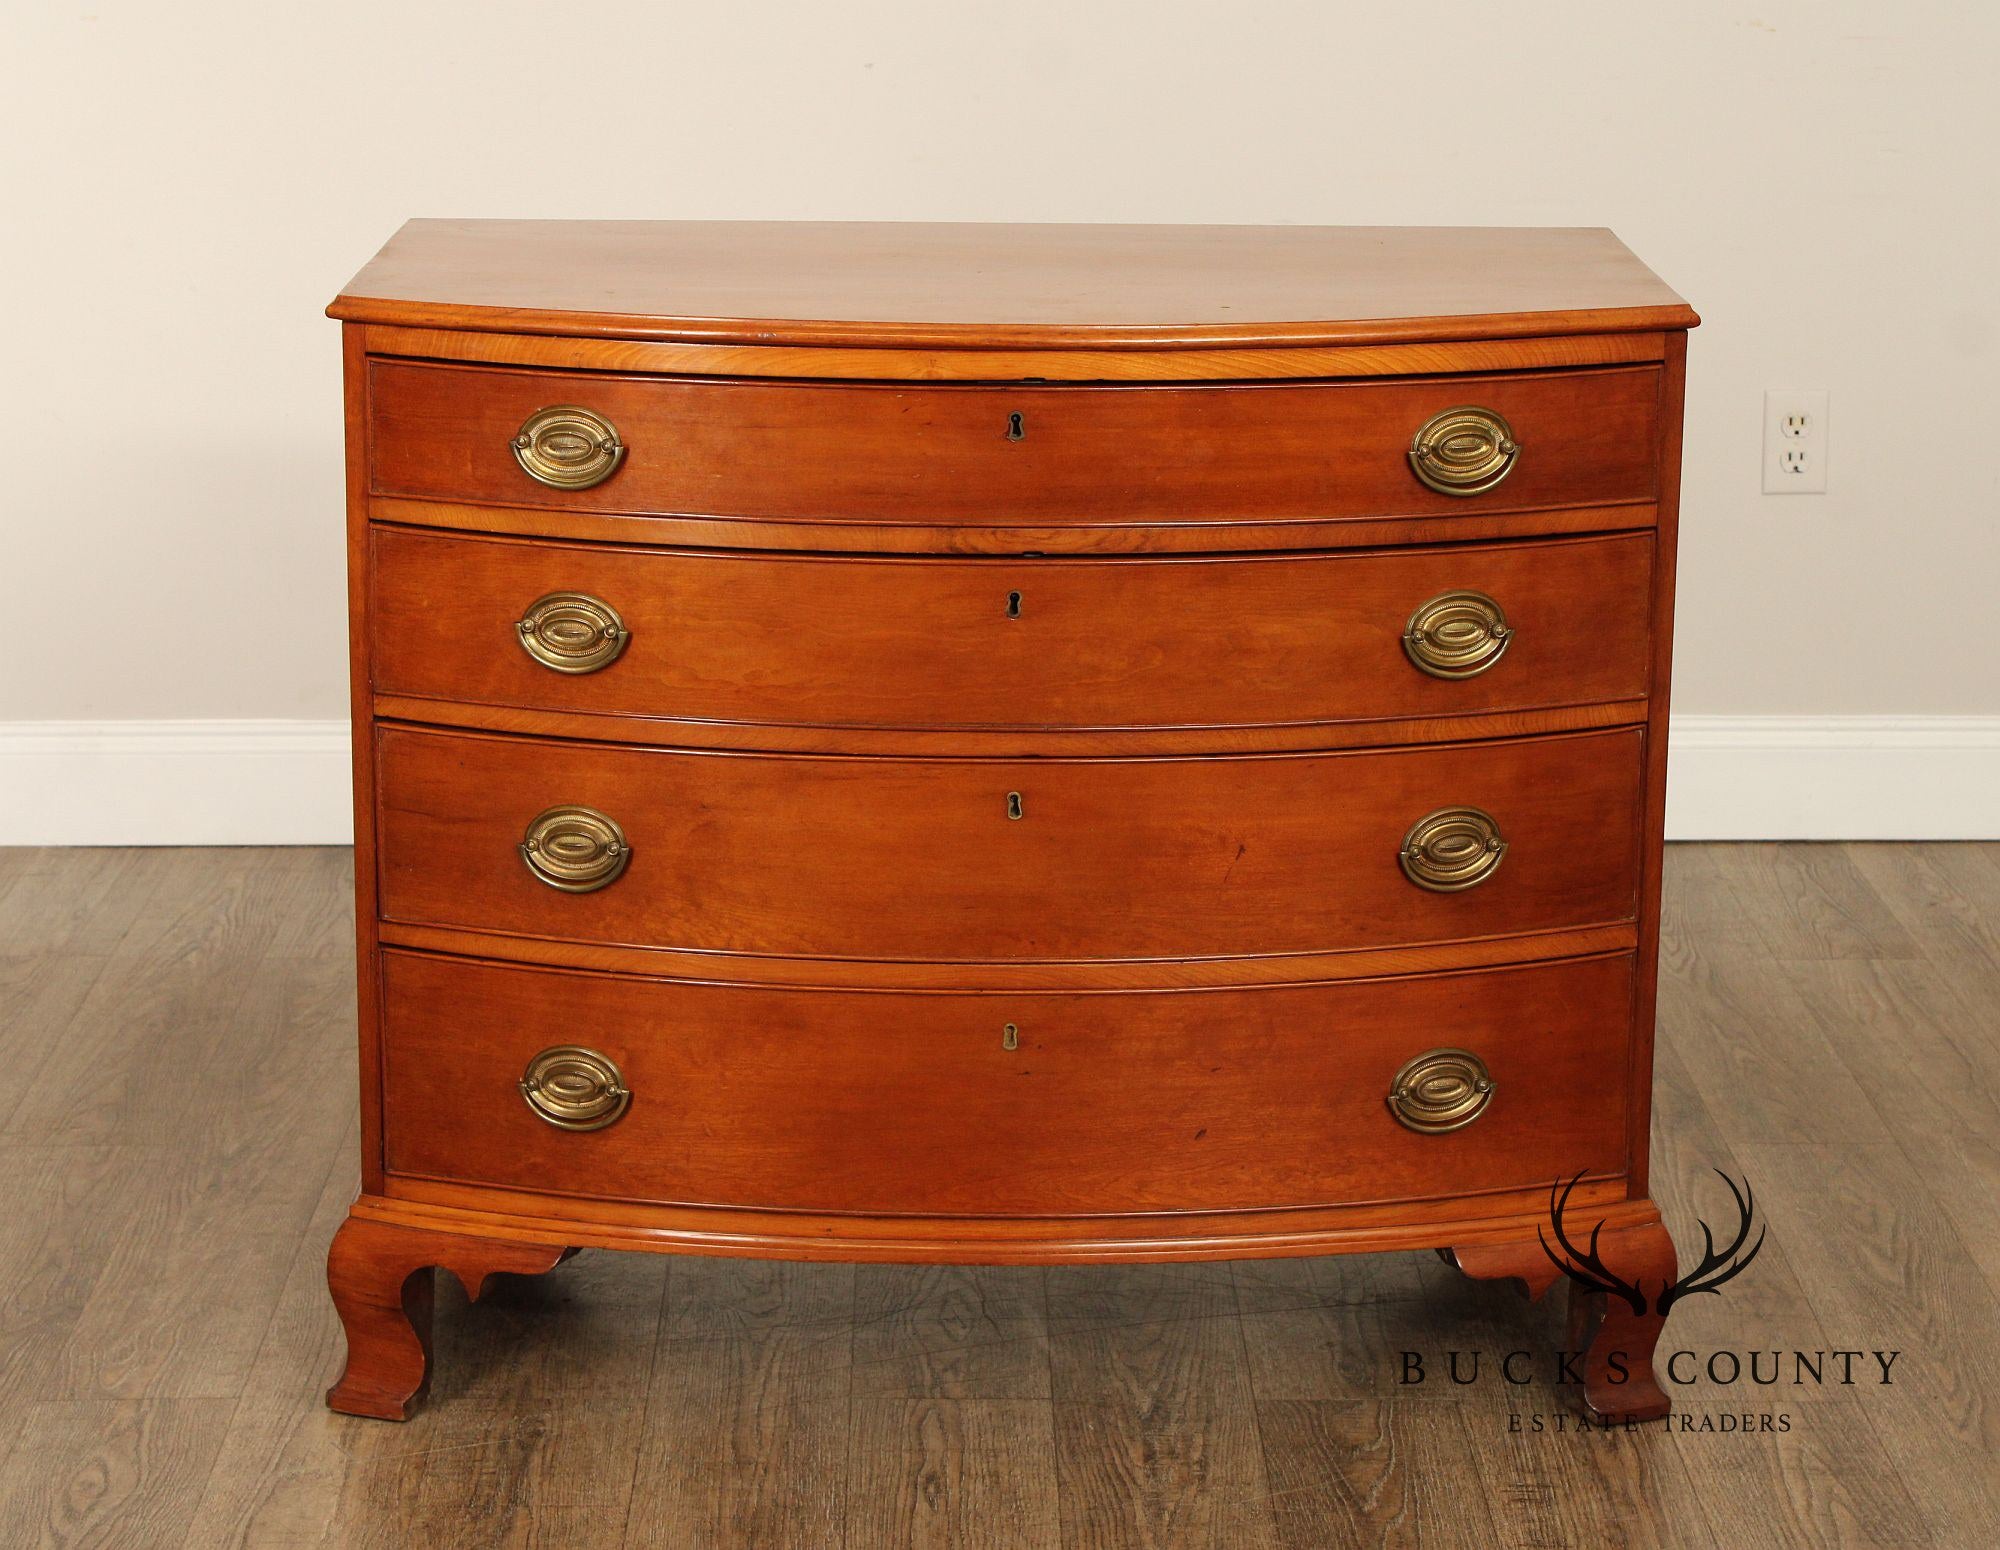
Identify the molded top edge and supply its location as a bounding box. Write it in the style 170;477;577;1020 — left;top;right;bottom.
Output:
330;220;1698;348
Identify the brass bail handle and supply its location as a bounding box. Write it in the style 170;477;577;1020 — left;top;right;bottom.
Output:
1399;807;1507;892
1387;1048;1496;1133
516;591;630;674
520;1045;631;1131
1408;406;1521;496
511;405;626;490
1403;590;1514;679
520;805;631;893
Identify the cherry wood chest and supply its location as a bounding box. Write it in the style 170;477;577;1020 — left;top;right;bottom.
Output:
324;221;1696;1422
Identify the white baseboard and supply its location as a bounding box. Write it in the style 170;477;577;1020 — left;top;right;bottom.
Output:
0;715;1996;845
1663;714;2000;840
0;720;354;846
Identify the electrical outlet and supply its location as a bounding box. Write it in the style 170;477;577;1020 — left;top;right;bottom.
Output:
1763;390;1829;494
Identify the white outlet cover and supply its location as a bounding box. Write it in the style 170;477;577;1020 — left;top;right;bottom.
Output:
1763;389;1829;494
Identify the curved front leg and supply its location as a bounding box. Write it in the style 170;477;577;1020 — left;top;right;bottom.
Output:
325;1211;574;1420
1562;1214;1678;1423
1444;1201;1679;1423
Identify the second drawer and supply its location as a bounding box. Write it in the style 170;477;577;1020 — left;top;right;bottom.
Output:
371;527;1654;735
376;724;1643;961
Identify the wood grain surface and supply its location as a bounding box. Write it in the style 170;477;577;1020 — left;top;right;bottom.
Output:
358;320;1671;382
372;724;1645;962
0;842;1991;1545
366;358;1662;525
369;525;1655;744
365;489;1660;559
370;692;1651;759
377;949;1634;1216
329;221;1697;346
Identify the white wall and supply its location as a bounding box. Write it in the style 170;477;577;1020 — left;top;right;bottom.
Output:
5;2;1997;839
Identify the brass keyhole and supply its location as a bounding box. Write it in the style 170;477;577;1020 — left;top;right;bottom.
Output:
1005;412;1025;441
1006;591;1022;618
1006;792;1024;820
1003;1023;1019;1051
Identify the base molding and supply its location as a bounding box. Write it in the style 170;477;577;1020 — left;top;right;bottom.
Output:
357;1177;1648;1265
0;719;352;846
1664;714;2000;839
2;713;1996;844
326;1191;1679;1421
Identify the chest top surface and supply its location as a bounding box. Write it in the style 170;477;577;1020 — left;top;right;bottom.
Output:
329;220;1695;348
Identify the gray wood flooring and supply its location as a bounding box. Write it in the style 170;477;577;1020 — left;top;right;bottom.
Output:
0;843;1994;1547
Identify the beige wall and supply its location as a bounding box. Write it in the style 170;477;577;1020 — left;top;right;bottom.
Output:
7;1;1996;724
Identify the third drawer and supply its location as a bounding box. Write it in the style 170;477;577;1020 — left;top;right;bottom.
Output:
376;723;1643;961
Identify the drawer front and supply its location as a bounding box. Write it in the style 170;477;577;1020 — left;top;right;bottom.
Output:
371;527;1654;732
367;360;1661;523
380;949;1633;1215
376;726;1642;960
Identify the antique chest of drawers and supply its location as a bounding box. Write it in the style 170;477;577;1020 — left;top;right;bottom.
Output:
323;221;1696;1422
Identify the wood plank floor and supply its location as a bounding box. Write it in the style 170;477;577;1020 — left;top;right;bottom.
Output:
0;843;1995;1547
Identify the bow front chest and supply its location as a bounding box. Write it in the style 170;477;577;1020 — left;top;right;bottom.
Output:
324;221;1696;1422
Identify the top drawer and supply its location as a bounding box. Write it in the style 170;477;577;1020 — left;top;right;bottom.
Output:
366;360;1662;526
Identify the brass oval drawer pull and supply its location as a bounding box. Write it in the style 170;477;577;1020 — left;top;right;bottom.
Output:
1403;590;1513;679
1399;807;1507;892
520;1045;630;1131
1408;406;1520;496
1388;1048;1495;1133
520;805;630;893
516;591;630;674
511;405;626;490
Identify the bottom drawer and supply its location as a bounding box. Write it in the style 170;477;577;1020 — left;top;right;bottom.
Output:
380;950;1633;1217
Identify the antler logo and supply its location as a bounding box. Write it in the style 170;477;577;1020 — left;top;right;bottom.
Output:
1539;1169;1766;1316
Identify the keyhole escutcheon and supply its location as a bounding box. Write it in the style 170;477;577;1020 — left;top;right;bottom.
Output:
1002;1023;1019;1051
1005;411;1026;441
1006;591;1022;618
1006;792;1024;821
